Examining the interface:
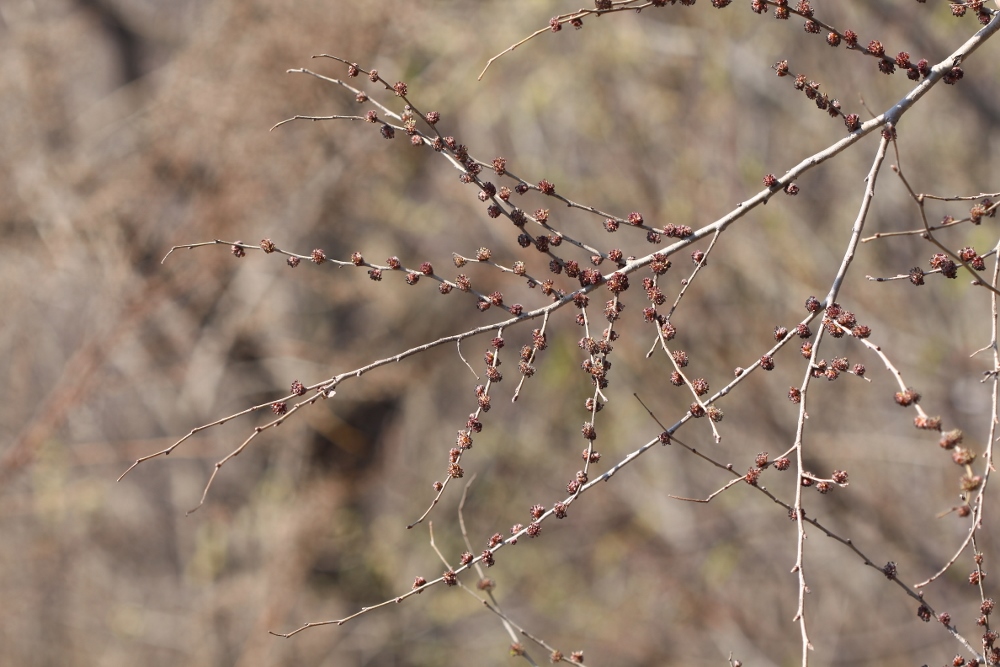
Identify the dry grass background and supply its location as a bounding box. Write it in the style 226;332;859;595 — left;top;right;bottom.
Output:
2;1;1000;665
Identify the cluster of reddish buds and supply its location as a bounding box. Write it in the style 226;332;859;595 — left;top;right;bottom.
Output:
807;357;856;383
940;429;964;449
761;174;801;195
801;471;846;495
959;246;988;271
930;253;959;279
773;61;852;129
781;3;934;80
970;199;996;223
917;604;933;622
663;224;694;238
894;388;920;407
951;1;995;25
606;272;629;294
819;302;871;341
952;447;976;466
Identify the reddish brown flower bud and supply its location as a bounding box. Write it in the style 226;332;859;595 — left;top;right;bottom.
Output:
606;272;629;294
894;388;920;406
939;429;963;449
952;447;976;465
914;415;942;431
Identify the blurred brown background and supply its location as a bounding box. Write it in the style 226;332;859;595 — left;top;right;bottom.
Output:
2;1;999;665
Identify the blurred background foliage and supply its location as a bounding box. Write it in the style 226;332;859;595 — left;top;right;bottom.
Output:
2;1;999;665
